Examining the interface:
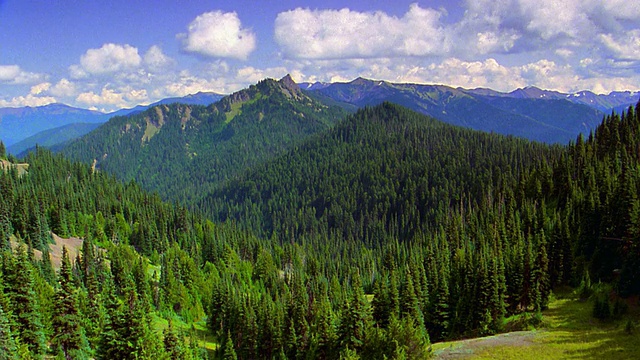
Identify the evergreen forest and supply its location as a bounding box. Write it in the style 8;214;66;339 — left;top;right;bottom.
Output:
0;96;639;359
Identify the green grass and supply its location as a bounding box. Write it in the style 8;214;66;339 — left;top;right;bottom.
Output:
225;101;243;123
432;290;640;359
151;313;218;357
224;93;263;123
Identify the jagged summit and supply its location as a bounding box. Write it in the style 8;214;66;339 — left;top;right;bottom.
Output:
279;74;298;89
277;74;303;100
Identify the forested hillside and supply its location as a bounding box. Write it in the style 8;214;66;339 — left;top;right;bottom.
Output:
62;76;348;204
0;99;639;359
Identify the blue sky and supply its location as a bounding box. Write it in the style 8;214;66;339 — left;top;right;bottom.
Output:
1;0;639;112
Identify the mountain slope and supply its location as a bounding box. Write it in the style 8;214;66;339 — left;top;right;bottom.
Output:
200;102;557;242
8;122;102;155
61;75;349;203
0;104;106;147
305;78;607;143
0;93;225;151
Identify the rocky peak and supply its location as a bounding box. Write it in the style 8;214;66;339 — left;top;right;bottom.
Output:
278;74;303;100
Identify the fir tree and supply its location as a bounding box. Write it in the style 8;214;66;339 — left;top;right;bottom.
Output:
163;321;187;360
51;246;90;359
338;271;371;354
4;246;47;358
0;300;18;360
222;331;238;360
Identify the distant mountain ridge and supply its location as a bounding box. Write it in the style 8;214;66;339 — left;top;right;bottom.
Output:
301;80;639;113
0;92;224;151
0;104;105;147
4;77;638;152
465;86;639;112
301;78;634;143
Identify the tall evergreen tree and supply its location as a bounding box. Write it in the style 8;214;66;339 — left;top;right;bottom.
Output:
3;246;46;358
51;246;90;359
0;290;18;360
338;271;371;355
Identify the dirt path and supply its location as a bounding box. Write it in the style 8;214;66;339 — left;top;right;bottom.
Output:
432;330;540;359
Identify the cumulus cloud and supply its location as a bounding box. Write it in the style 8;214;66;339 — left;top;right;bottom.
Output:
0;65;22;82
144;45;174;70
78;43;142;75
181;11;256;60
459;0;640;53
158;71;228;98
236;66;288;84
0;94;57;107
30;82;51;95
0;65;45;84
275;4;447;60
76;86;148;109
50;78;77;97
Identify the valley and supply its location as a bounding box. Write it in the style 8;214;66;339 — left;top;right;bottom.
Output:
0;75;639;359
2;0;640;358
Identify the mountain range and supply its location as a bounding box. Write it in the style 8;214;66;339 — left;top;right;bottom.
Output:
61;75;347;204
2;77;638;155
2;92;223;154
301;78;637;143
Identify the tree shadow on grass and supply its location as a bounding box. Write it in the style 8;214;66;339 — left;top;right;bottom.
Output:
542;298;640;359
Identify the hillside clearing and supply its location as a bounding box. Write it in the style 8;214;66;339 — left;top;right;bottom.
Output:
9;232;84;268
0;158;29;176
433;293;640;359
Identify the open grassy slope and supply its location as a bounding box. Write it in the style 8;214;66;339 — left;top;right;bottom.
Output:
433;290;640;359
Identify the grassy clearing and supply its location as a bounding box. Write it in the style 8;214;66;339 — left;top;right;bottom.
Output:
151;313;218;357
433;290;640;359
225;101;243;123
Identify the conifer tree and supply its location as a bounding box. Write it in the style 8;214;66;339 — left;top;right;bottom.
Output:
400;271;423;326
371;275;391;328
0;287;18;360
3;246;46;358
338;271;371;355
222;331;238;360
163;321;188;360
51;246;90;359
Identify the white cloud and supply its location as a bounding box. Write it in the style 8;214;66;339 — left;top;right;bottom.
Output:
181;11;256;60
236;66;288;84
0;94;57;107
0;65;45;84
144;45;174;70
0;65;21;82
30;82;51;95
275;4;447;60
50;78;77;97
555;48;574;58
79;43;142;75
599;30;640;61
159;73;228;98
284;54;640;94
76;86;147;109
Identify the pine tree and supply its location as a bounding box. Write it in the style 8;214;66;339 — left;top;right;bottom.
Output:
371;275;391;328
163;321;187;360
0;297;18;360
4;246;47;358
338;271;371;354
400;270;423;325
222;331;238;360
96;279;124;360
51;246;90;359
